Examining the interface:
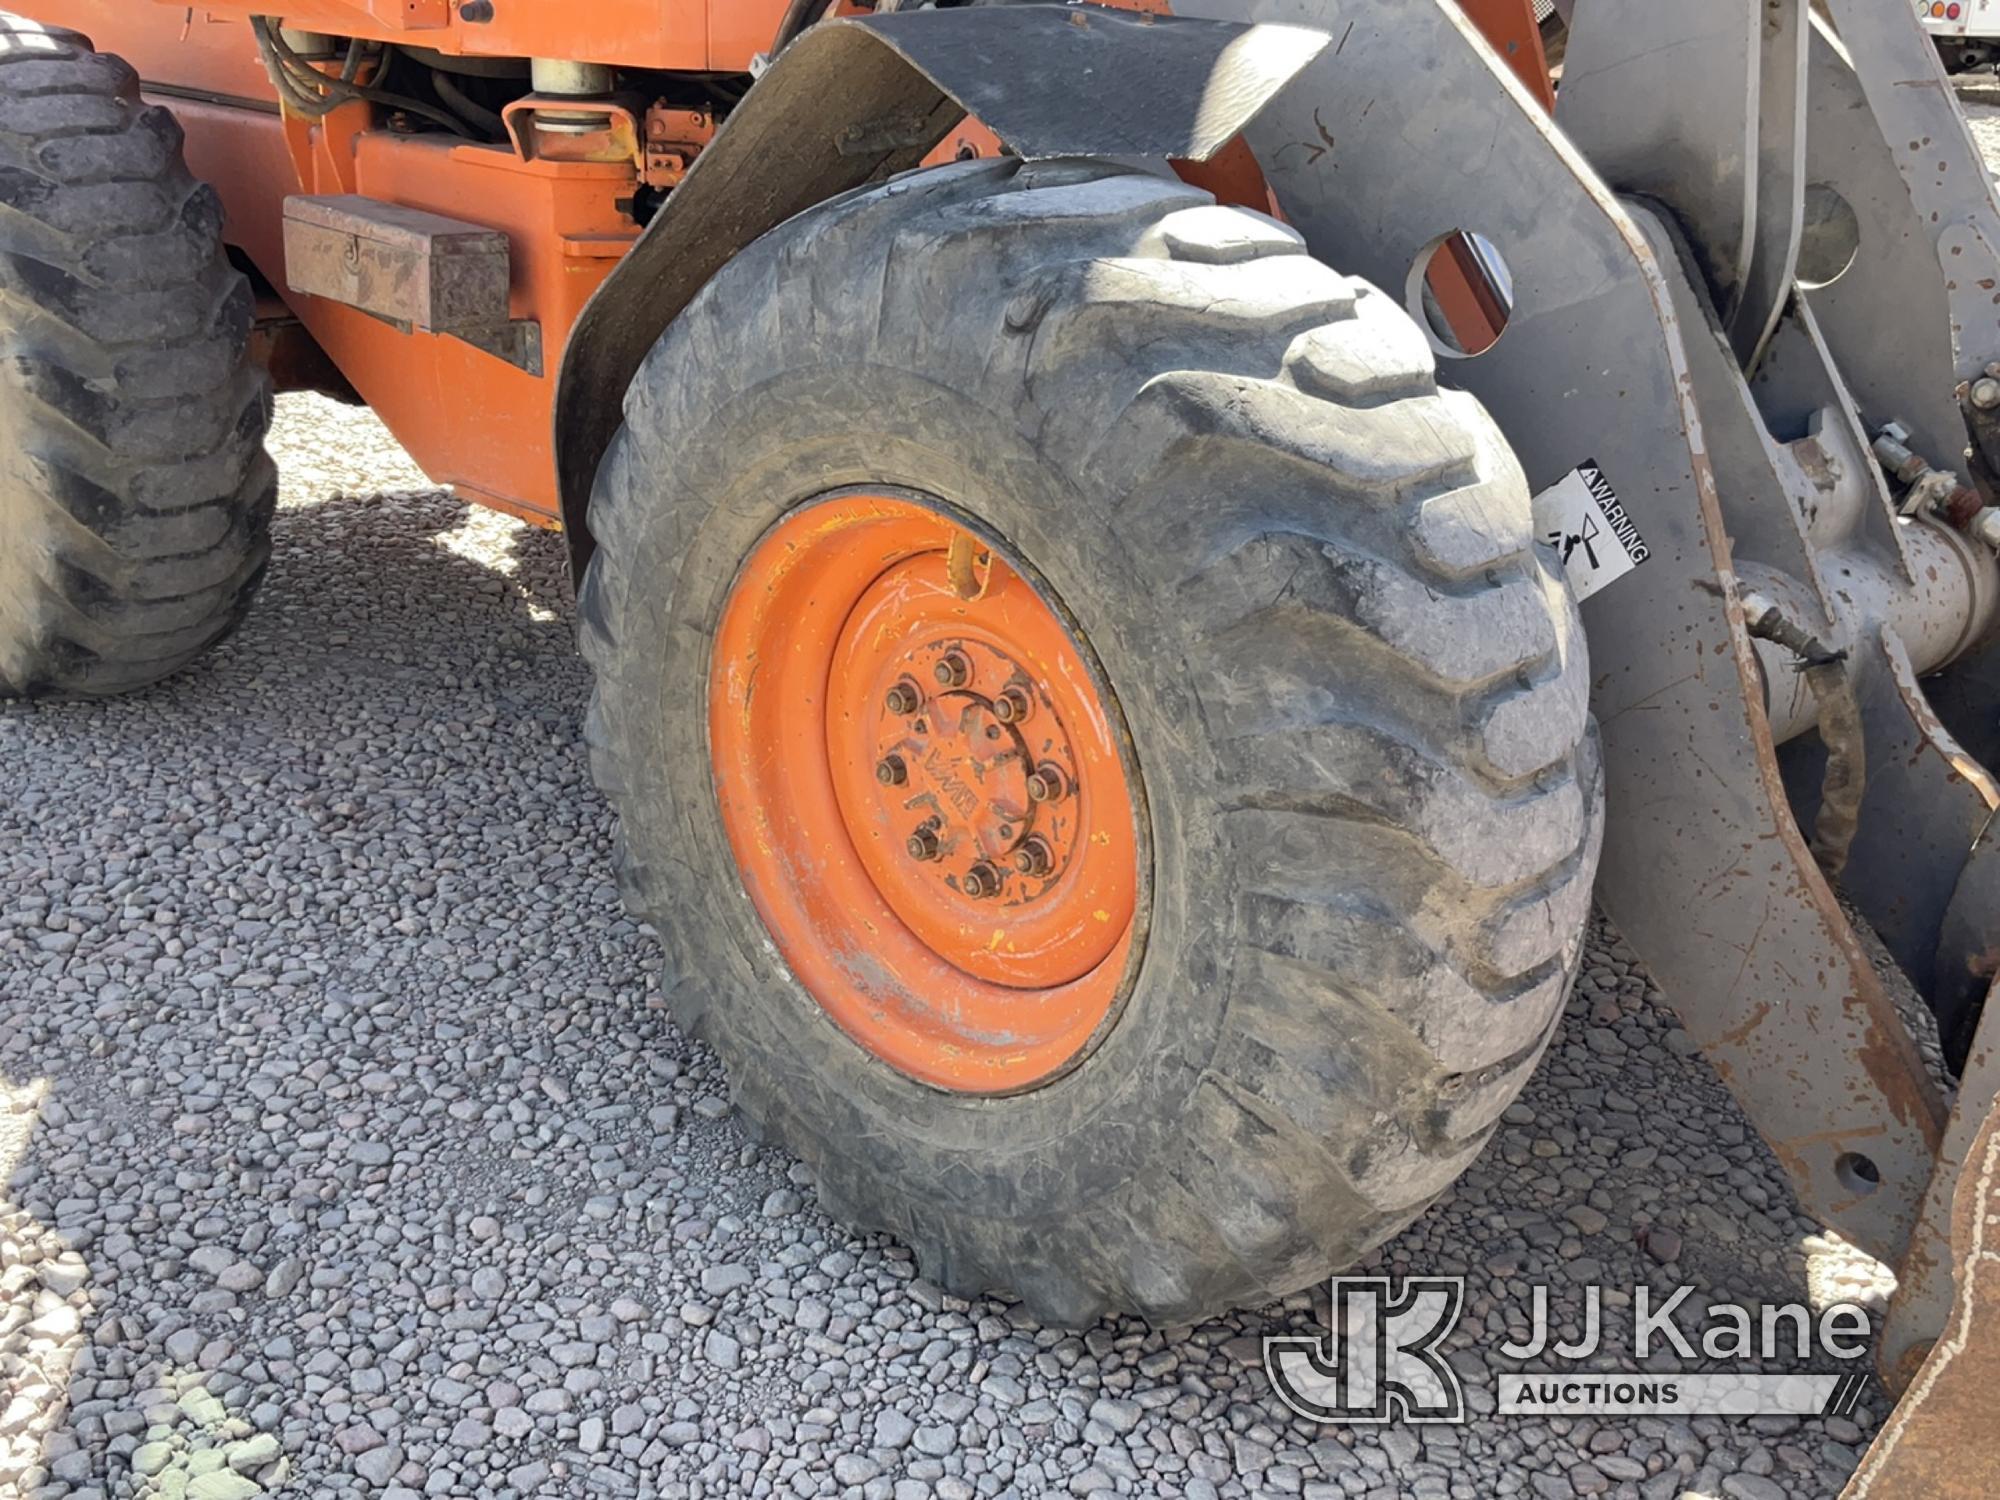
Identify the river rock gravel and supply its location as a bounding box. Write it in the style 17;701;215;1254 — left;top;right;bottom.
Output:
13;94;1990;1488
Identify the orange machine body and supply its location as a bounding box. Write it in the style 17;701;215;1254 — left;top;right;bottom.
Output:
113;0;791;74
42;1;794;524
29;0;1546;527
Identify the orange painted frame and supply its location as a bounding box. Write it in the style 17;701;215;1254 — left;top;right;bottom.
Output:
30;2;651;524
178;97;635;525
123;0;793;73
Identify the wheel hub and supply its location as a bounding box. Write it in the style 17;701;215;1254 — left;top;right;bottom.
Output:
824;543;1132;993
709;493;1142;1092
868;637;1082;909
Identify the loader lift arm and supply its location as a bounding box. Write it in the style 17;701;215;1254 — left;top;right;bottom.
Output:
1176;0;2000;1399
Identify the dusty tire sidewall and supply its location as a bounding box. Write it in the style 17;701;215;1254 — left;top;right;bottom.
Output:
607;362;1243;1218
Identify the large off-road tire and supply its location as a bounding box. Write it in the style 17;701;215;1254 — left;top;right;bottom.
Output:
581;158;1603;1324
0;14;275;699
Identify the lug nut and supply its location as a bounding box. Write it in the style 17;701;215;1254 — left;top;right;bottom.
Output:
906;827;941;861
1012;837;1054;877
1025;763;1070;803
994;687;1033;724
876;754;908;786
1975;378;2000;412
933;651;971;689
964;860;1004;899
885;679;921;716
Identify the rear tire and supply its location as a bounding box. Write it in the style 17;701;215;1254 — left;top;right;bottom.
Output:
0;14;275;699
581;159;1603;1323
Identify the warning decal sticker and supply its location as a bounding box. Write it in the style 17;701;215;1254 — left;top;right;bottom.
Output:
1530;461;1649;602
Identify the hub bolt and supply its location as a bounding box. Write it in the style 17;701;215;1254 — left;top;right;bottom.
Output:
1012;837;1054;878
906;827;941;861
1976;377;2000;412
885;679;922;716
964;861;1004;899
933;651;972;689
876;754;908;786
1025;763;1070;803
994;687;1033;724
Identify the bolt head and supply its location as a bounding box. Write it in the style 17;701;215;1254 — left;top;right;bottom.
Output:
1012;838;1053;878
906;828;940;861
876;755;907;787
995;687;1032;724
1975;378;2000;411
964;861;1003;898
1026;764;1069;803
933;652;971;689
885;681;920;716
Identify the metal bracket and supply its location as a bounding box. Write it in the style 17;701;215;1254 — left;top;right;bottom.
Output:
501;95;642;168
1557;0;1806;368
836;113;942;157
1793;20;1968;476
355;306;544;377
1820;0;2000;394
452;319;543;377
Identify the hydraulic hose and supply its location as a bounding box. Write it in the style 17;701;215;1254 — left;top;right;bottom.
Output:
249;18;471;136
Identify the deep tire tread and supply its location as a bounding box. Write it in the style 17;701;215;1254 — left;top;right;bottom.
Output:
0;13;273;700
580;158;1602;1324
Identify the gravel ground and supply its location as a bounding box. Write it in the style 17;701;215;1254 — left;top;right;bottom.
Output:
14;82;2000;1500
1959;75;2000;155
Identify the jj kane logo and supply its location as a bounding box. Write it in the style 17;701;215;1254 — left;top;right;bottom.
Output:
1265;1278;1466;1423
1266;1277;1873;1425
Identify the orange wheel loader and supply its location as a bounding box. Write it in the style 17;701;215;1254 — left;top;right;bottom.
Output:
2;2;1997;1460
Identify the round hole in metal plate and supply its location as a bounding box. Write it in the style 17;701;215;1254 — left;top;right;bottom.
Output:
1408;229;1515;358
1798;183;1862;289
1834;1150;1882;1196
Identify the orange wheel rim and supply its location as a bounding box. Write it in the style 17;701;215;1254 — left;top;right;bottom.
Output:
709;493;1142;1092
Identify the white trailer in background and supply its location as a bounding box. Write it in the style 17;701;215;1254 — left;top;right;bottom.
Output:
1922;0;2000;69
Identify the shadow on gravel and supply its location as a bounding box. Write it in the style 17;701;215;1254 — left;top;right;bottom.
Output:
0;476;1885;1499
